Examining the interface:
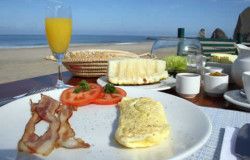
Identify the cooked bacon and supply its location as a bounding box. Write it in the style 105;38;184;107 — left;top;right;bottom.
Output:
18;95;60;156
18;94;89;156
33;94;60;122
24;114;60;156
56;105;90;148
18;112;41;154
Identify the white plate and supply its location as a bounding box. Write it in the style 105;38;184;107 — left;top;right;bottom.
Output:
224;90;250;111
0;87;211;160
97;76;176;91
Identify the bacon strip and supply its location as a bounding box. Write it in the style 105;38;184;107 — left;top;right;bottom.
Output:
18;94;89;156
56;105;90;148
18;112;41;154
18;95;60;156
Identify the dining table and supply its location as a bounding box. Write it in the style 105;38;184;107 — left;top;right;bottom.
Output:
0;71;250;160
0;71;243;111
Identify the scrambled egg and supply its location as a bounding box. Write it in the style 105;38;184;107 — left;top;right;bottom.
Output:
115;97;170;148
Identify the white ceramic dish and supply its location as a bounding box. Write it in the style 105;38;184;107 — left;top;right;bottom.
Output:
175;73;201;98
0;88;211;160
206;62;233;83
205;66;223;73
97;76;176;91
224;90;250;111
204;73;229;97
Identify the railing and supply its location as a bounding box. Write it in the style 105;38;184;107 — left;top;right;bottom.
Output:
176;28;250;56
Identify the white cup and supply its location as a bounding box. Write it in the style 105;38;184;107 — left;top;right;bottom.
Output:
204;73;229;97
242;71;250;103
176;73;201;98
205;66;223;73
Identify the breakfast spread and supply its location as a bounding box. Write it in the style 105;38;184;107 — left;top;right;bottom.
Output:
108;58;169;85
18;81;170;156
115;97;170;148
18;94;89;156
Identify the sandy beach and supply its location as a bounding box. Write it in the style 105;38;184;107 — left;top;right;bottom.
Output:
0;42;154;84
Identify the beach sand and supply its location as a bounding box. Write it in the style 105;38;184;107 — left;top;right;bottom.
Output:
0;42;154;84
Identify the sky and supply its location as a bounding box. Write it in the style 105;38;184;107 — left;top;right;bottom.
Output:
0;0;249;38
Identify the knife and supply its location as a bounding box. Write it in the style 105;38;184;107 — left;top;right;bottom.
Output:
235;123;250;160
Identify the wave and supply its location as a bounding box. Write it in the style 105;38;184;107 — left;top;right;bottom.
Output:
0;45;49;49
0;42;142;49
0;35;158;49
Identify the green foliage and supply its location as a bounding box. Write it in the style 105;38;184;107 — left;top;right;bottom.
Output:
103;84;117;94
163;56;187;72
74;80;90;93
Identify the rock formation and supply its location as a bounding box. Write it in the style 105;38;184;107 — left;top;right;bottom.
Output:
197;28;206;38
234;7;250;41
211;28;228;39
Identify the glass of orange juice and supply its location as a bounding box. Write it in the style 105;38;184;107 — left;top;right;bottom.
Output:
45;5;72;88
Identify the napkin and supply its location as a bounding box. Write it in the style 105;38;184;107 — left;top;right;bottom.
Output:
220;127;241;160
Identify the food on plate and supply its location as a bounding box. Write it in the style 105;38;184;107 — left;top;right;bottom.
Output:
62;50;140;77
61;80;127;106
209;53;237;64
163;55;187;72
115;97;170;148
18;95;60;156
209;72;223;76
18;94;89;156
108;58;169;85
61;81;102;107
56;104;90;148
93;84;127;105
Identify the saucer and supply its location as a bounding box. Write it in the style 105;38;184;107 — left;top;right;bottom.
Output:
224;90;250;111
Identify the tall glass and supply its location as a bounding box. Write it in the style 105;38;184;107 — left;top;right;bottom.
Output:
45;5;72;88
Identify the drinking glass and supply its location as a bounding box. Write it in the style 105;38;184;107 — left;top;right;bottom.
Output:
151;38;202;59
45;5;72;88
151;38;203;76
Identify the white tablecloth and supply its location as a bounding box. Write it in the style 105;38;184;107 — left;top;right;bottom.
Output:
186;106;250;160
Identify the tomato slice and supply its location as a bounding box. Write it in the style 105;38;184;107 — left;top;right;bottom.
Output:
93;87;127;105
61;83;102;107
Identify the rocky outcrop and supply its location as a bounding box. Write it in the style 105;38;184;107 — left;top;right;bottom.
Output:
234;7;250;41
211;28;228;39
146;37;156;40
197;28;206;38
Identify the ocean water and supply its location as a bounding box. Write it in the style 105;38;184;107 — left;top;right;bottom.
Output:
0;35;158;49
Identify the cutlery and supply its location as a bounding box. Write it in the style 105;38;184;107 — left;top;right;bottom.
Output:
235;123;250;160
0;87;54;107
240;88;247;98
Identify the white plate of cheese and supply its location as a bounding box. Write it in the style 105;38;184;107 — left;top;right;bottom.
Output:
97;76;176;91
0;87;211;160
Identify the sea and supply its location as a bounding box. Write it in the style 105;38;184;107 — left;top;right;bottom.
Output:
0;35;159;49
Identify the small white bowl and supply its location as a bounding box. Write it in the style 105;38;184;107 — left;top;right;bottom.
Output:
206;62;233;83
204;73;229;97
176;73;201;98
205;66;223;73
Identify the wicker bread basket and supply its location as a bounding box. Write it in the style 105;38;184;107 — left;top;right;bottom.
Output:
62;49;140;77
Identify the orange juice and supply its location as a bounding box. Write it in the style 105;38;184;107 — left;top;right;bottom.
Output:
45;18;72;53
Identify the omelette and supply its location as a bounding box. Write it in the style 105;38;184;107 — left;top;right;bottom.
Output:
115;97;170;148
